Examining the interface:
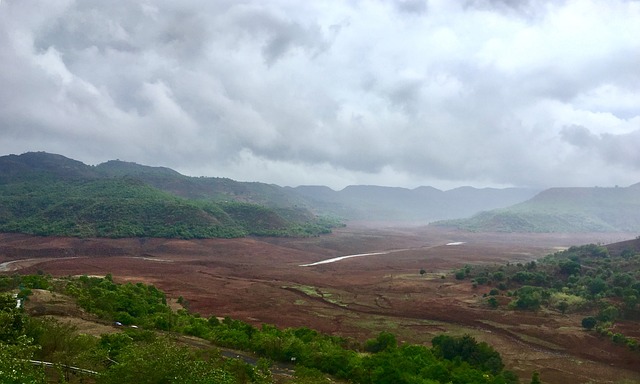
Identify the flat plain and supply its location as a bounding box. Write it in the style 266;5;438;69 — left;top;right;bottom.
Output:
1;226;638;384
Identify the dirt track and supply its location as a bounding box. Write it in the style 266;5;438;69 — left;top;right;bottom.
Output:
1;227;638;384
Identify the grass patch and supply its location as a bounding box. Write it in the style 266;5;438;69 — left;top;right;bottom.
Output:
478;320;565;351
283;285;322;298
284;285;351;307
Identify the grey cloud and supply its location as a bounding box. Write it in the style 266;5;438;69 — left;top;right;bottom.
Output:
386;79;424;115
599;130;640;169
463;0;552;19
393;0;428;15
232;8;331;66
1;0;639;190
561;125;596;147
562;126;640;169
33;1;143;54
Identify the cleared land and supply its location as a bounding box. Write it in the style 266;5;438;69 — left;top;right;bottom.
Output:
1;227;638;384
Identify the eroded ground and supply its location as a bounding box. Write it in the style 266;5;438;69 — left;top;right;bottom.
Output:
1;227;638;384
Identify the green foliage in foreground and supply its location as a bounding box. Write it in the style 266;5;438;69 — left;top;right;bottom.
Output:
0;177;340;239
1;274;519;384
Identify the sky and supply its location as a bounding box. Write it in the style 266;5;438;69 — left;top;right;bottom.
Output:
1;0;639;190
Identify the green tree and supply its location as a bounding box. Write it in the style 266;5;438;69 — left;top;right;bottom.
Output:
29;318;99;382
0;337;46;384
97;338;235;384
559;260;581;276
588;278;607;295
531;370;542;384
513;286;543;310
623;294;638;313
581;316;597;330
557;301;569;314
599;306;619;322
0;294;27;343
432;334;504;375
364;331;397;353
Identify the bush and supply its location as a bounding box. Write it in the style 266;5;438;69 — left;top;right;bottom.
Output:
364;331;397;353
432;334;504;375
581;316;597;330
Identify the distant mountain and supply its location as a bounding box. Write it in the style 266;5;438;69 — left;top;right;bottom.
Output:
434;184;640;232
0;152;97;181
0;152;544;239
0;152;338;239
95;160;311;209
292;184;540;223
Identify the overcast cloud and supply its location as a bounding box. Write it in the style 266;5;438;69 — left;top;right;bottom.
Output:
1;0;639;189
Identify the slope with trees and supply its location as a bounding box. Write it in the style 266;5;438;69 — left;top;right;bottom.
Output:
456;238;640;351
0;273;522;384
434;184;640;232
0;152;340;239
1;152;543;229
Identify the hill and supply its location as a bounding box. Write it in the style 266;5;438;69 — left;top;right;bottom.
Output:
94;160;540;223
434;184;640;232
0;152;338;238
1;273;520;384
292;184;539;223
95;159;310;209
1;152;543;233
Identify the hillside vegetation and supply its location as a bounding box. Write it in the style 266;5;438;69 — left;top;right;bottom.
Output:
455;238;640;351
434;184;640;232
2;152;545;227
0;152;339;239
1;274;521;384
5;152;636;232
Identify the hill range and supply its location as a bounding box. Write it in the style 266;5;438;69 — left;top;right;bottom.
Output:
434;183;640;232
1;151;638;237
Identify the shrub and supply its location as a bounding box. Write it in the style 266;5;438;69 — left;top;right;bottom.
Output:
581;316;597;330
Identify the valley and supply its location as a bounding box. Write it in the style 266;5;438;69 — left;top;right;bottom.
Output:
1;226;638;383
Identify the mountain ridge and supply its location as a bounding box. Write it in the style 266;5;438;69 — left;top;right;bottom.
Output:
0;152;339;239
1;152;543;224
292;183;540;223
434;184;640;233
6;151;636;234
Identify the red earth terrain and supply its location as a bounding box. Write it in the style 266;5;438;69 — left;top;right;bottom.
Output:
1;226;639;384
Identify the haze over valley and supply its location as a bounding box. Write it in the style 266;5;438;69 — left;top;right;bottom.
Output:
1;1;640;383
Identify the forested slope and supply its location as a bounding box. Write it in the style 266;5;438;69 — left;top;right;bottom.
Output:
434;184;640;232
0;152;339;238
1;273;521;384
457;239;640;351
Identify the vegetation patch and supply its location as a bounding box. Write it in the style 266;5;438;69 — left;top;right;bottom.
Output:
0;153;343;239
456;243;640;352
1;273;523;384
433;185;640;233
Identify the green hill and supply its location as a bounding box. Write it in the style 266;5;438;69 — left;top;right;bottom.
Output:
1;274;519;384
0;153;339;238
95;159;309;208
434;184;640;232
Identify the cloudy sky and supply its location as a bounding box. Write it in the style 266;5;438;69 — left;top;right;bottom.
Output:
1;0;639;190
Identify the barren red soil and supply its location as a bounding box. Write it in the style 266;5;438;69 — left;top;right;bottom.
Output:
1;227;638;384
